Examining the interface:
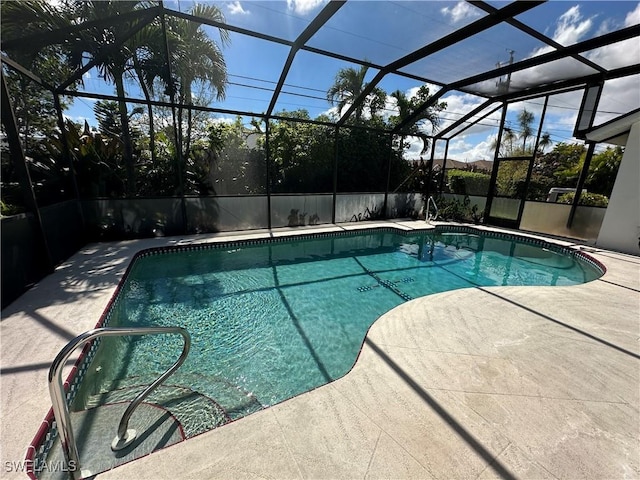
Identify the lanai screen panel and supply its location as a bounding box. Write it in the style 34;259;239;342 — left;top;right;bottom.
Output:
583;39;640;71
306;1;486;66
399;22;550;86
272;49;381;120
596;75;640;125
376;73;444;136
167;0;312;41
205;30;289;114
515;1;640;47
465;58;600;97
439;100;502;139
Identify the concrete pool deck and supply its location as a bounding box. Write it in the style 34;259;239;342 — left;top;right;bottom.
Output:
1;221;639;479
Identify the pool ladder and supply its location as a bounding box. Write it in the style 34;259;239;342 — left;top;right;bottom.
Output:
48;326;191;480
426;196;439;224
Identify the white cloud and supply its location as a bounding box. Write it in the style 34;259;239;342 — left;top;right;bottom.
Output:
318;105;339;121
595;75;640;124
504;5;595;88
440;4;639;161
209;116;236;125
469;3;640;96
403;136;424;159
440;1;481;24
227;1;249;16
553;5;593;45
437;91;498;135
286;0;327;15
595;18;614;37
625;2;640;26
447;137;496;161
584;37;639;70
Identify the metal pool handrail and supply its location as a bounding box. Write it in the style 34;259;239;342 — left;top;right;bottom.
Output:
48;326;191;480
426;195;439;223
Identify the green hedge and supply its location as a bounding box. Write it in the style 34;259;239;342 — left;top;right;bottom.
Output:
558;192;609;207
447;169;491;195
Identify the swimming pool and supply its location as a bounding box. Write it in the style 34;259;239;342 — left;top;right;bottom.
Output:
68;226;603;442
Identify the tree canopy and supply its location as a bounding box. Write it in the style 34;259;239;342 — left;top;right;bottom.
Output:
1;1;623;222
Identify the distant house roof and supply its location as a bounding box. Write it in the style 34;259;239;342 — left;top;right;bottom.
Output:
410;158;493;171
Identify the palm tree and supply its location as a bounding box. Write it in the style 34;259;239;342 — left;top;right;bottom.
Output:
389;89;412;154
537;132;552;154
1;1;76;150
67;0;147;196
390;86;446;155
390;90;411;121
491;126;513;157
127;18;168;166
165;4;229;161
1;1;71;59
327;64;368;121
518;108;535;152
326;64;386;122
492;109;551;157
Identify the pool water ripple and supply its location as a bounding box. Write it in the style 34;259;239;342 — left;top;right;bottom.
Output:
80;229;602;434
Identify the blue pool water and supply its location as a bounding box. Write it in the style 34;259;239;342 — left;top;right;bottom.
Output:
84;228;602;434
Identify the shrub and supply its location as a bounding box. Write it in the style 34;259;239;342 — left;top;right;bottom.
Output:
1;200;23;217
436;195;483;223
447;169;491;195
558;192;609;207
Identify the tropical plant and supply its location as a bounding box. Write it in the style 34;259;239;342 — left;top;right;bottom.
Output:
65;0;147;196
435;195;482;223
524;142;586;201
495;160;530;197
165;4;229;162
1;1;70;50
94;100;144;139
389;86;447;155
337;126;400;192
187;116;265;195
127;18;168;166
517;108;534;152
1;1;77;150
1;199;23;217
326;64;386;122
43;119;127;198
495;127;516;156
268;110;334;193
545;143;587;185
538;132;552;153
584;146;623;196
558;192;609;207
492;108;551;157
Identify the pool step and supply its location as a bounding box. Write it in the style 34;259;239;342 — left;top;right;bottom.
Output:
172;372;264;419
92;372;264;422
38;402;183;480
85;384;230;438
39;384;236;479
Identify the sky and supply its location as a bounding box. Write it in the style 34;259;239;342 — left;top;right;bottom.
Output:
65;0;640;161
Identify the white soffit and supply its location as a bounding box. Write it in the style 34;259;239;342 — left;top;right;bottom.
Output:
586;110;640;146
